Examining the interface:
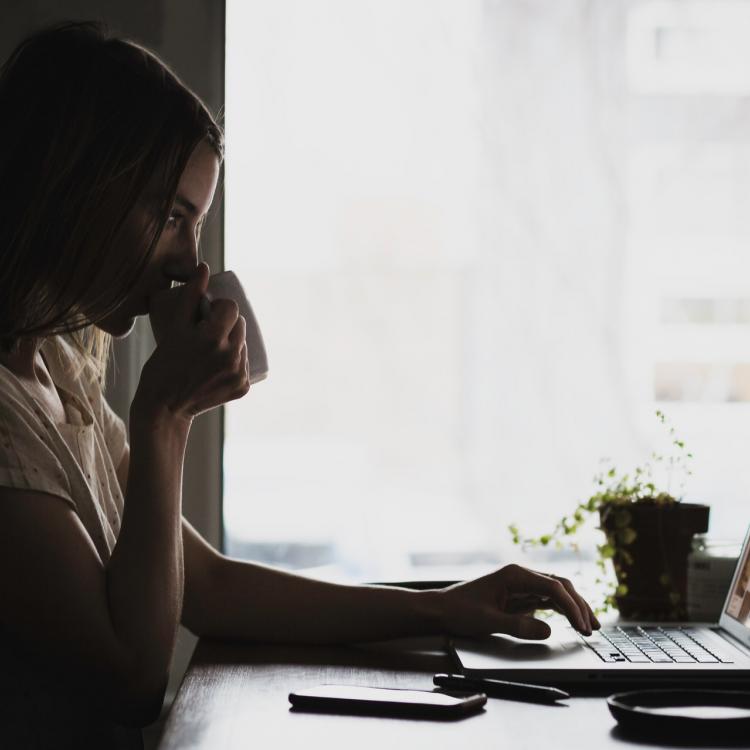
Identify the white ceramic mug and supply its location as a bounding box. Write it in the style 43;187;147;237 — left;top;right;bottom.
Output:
203;270;268;385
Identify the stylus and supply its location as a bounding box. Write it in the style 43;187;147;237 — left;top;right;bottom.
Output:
433;673;570;703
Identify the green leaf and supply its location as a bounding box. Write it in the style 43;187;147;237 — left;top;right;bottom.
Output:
508;524;521;545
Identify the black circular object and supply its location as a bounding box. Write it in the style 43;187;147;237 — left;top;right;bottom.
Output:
608;689;750;740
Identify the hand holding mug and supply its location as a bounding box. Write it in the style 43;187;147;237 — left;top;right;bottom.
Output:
137;264;265;420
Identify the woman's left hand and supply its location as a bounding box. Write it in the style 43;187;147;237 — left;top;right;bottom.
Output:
435;564;600;640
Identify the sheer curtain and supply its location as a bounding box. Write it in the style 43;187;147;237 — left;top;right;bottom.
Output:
224;0;750;582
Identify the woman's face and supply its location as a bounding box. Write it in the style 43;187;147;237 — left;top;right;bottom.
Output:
96;140;221;337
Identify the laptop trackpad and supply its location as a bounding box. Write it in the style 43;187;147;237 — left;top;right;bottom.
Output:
453;627;584;669
454;631;584;661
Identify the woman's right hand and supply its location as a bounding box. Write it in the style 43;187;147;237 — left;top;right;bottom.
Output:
434;564;599;639
135;262;250;424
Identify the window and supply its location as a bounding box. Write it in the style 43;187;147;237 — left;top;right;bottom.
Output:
224;0;750;583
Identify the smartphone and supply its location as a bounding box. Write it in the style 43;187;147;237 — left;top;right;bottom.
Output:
288;685;486;719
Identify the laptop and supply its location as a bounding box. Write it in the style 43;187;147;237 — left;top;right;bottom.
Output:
451;524;750;689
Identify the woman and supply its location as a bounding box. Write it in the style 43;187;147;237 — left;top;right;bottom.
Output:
0;22;598;749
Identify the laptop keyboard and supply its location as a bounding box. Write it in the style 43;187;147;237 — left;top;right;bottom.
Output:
584;626;734;664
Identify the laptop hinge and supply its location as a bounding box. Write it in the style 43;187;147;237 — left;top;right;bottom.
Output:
714;627;750;657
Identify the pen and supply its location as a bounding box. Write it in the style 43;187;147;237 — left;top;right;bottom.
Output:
433;673;570;703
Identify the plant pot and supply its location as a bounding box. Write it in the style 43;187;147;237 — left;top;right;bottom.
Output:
599;502;710;620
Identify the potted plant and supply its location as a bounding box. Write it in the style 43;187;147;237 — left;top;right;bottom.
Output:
509;411;709;620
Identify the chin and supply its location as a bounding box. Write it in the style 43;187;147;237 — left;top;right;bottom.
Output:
96;314;138;339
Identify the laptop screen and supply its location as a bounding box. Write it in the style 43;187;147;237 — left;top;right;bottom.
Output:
726;539;750;626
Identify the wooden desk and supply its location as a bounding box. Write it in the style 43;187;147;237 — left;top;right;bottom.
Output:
155;635;726;750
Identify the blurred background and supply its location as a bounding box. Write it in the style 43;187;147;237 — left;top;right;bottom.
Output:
224;0;750;583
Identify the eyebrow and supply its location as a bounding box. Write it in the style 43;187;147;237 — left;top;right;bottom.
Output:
174;194;199;216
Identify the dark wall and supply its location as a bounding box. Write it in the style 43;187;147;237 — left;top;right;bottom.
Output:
0;0;224;116
1;0;161;55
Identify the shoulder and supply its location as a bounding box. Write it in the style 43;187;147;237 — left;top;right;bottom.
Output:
0;361;74;508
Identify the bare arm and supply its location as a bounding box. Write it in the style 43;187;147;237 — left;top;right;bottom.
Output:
120;444;441;643
127;426;598;645
180;535;598;644
185;552;442;644
105;409;189;712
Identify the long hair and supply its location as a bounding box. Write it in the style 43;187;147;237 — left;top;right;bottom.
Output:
0;21;224;380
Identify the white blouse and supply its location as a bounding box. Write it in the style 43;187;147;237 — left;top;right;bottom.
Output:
0;335;127;562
